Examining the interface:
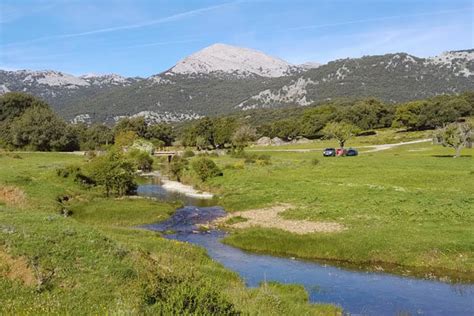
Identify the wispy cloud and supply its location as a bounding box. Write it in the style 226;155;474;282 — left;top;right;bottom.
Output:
286;7;473;31
4;1;238;47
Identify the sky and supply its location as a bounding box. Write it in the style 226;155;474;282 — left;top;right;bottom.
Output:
1;0;473;77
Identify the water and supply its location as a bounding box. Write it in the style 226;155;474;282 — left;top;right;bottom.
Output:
139;184;474;315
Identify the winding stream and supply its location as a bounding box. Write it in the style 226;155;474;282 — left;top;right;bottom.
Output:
137;183;474;315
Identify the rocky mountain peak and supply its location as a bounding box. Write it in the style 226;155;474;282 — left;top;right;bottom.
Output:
169;43;294;77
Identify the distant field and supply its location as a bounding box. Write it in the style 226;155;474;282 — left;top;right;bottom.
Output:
204;140;474;281
249;128;432;150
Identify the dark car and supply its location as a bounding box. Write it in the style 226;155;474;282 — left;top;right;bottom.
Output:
346;148;358;156
323;148;336;157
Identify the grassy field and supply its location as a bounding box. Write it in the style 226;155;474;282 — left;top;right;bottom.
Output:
200;136;474;282
0;152;340;314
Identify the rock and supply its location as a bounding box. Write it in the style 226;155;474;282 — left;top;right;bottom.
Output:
271;137;286;146
295;137;311;144
256;137;271;146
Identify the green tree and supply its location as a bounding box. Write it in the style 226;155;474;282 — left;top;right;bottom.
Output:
340;98;394;130
231;125;257;150
114;117;148;138
434;121;473;158
115;130;138;148
0;92;48;122
322;122;360;148
75;123;113;150
168;155;188;182
299;105;337;138
191;157;222;181
88;150;136;196
146;123;175;146
128;149;154;172
9;106;78;151
214;117;237;148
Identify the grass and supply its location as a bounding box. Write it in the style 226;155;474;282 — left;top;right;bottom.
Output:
202;139;474;281
0;151;340;314
249;128;431;151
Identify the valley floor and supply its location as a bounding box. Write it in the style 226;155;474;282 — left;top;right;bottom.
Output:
198;135;474;282
0;152;339;315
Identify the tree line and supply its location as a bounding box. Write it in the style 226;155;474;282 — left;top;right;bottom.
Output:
1;91;472;152
0;92;176;152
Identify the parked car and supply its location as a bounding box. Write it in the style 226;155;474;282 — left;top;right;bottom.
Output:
336;148;347;156
346;148;358;156
323;148;336;157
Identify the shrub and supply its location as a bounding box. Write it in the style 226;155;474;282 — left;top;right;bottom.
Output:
56;164;81;178
311;158;320;166
128;149;154;172
87;150;137;196
191;157;223;181
182;149;195;158
223;161;245;170
256;159;271;166
168;155;188;182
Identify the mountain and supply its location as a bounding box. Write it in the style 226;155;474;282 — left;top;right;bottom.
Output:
237;50;474;110
169;43;296;77
0;45;473;124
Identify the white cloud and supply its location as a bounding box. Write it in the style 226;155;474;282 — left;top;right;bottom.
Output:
3;1;239;47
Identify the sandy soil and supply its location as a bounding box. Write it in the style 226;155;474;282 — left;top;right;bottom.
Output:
0;185;26;207
161;180;214;199
0;249;36;286
214;204;345;234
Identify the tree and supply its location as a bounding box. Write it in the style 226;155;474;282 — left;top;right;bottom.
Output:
0;92;48;122
128;149;154;172
191;157;222;181
75;123;113;150
434;121;473;158
9;106;78;151
231;125;257;150
340;98;394;130
114;117;148;138
168;155;188;182
322;122;360;148
146;123;175;147
87;150;136;196
115;131;138;148
299;105;337;138
213;117;237;148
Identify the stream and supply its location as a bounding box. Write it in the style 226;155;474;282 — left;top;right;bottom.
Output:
137;183;474;315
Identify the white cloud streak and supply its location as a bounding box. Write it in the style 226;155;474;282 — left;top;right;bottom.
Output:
3;1;237;47
286;7;473;31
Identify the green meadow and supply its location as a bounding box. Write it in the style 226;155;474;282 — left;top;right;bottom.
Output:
0;152;339;315
202;138;474;281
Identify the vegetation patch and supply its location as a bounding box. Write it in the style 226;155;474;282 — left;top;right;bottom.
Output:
0;248;36;287
0;186;26;207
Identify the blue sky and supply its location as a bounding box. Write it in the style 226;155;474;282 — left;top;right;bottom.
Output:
1;0;473;77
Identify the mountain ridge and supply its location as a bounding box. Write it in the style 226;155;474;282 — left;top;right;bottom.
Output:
1;45;473;124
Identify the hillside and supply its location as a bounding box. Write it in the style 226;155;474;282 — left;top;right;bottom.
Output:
0;45;473;123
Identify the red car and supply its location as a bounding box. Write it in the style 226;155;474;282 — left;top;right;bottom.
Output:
336;148;347;156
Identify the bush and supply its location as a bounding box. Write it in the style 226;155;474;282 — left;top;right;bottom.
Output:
87;150;137;196
168;155;188;182
182;149;195;158
191;157;223;181
128;149;153;172
311;158;320;166
223;161;245;170
231;151;271;164
56;164;81;178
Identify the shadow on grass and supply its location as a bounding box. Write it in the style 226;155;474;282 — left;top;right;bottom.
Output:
431;155;472;158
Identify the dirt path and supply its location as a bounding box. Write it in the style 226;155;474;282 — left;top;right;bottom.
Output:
362;139;431;153
249;139;431;153
213;204;345;234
